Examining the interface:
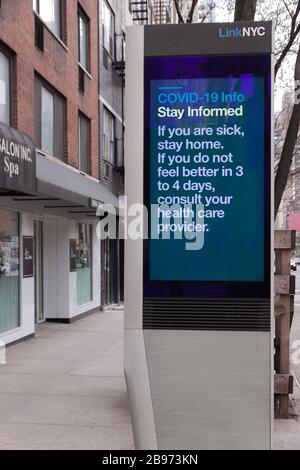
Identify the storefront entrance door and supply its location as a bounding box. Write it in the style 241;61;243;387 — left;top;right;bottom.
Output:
101;238;119;307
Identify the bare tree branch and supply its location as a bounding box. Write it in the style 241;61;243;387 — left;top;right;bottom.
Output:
187;0;199;23
275;0;300;76
282;0;293;18
174;0;184;23
171;0;300;219
173;0;215;24
200;2;215;23
275;44;300;216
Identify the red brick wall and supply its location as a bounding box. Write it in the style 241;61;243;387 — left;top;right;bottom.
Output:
0;0;99;179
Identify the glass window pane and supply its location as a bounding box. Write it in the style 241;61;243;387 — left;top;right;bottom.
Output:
122;38;126;61
110;118;114;163
102;2;108;50
103;111;106;161
76;224;92;305
103;1;113;55
79;114;90;173
103;108;115;163
110;12;114;51
0;51;10;125
53;91;65;161
39;0;61;38
53;0;61;37
79;15;87;69
104;109;108;161
102;1;113;55
0;210;20;334
41;86;54;155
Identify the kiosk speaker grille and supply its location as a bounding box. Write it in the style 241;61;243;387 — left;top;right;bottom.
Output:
143;298;270;331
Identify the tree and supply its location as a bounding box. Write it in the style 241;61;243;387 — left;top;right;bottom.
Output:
275;47;300;216
234;0;257;21
173;0;215;23
273;2;300;216
275;1;300;77
174;0;198;23
234;0;300;217
173;0;300;218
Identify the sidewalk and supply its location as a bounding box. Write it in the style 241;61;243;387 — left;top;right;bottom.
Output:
273;384;300;450
0;309;134;450
1;307;298;450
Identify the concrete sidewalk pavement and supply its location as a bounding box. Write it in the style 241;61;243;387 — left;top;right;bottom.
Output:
273;384;300;450
1;307;297;450
273;268;300;450
0;309;134;450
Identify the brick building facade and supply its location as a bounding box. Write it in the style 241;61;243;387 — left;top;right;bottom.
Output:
0;0;120;345
0;0;99;177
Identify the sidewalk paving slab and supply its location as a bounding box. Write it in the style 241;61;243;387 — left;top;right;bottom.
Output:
0;309;134;450
273;384;300;450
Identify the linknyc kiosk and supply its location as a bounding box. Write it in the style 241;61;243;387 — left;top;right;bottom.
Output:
125;21;273;450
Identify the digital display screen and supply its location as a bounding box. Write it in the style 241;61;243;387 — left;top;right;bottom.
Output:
144;55;271;297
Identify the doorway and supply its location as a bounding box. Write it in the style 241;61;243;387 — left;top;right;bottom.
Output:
101;238;119;307
34;220;44;323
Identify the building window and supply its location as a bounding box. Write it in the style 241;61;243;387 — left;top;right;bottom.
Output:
33;0;62;39
102;1;115;58
103;107;115;164
76;223;92;305
0;210;20;334
78;6;89;71
35;76;65;161
0;49;10;125
78;112;90;174
41;87;54;155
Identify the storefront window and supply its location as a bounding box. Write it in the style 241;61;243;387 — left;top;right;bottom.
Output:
0;210;20;333
76;223;92;305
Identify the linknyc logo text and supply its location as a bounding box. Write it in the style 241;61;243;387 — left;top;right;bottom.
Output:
219;26;266;38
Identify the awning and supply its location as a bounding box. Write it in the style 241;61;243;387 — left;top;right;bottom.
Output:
0;150;120;219
36;151;119;208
